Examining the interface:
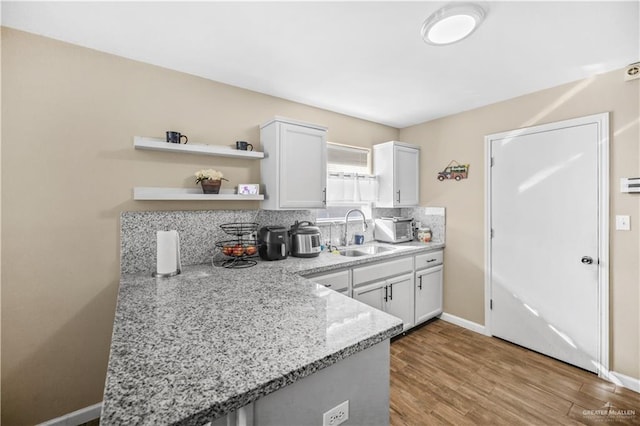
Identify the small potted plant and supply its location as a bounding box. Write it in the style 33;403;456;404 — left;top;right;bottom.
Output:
195;169;229;194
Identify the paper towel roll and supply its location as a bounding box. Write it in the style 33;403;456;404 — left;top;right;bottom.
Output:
156;230;180;276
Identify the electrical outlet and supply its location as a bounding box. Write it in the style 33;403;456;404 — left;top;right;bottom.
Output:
323;400;349;426
616;215;631;231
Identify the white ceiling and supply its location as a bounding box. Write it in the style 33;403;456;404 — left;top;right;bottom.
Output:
2;1;639;128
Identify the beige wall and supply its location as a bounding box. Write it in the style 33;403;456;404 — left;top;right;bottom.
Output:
400;69;640;379
0;28;398;425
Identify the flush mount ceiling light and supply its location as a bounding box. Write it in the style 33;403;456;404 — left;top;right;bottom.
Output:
421;3;486;46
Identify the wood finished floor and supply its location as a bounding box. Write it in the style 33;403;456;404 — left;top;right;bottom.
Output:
390;319;640;425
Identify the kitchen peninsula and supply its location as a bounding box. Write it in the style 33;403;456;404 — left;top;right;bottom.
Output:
101;241;444;425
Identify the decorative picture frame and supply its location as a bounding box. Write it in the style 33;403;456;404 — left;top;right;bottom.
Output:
437;160;469;181
238;184;259;195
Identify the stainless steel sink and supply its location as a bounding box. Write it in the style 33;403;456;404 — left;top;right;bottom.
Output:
338;245;397;257
338;249;368;257
356;245;395;255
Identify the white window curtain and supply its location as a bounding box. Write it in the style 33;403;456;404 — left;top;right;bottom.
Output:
326;143;377;203
327;173;377;202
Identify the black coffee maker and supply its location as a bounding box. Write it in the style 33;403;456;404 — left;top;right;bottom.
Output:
257;226;289;261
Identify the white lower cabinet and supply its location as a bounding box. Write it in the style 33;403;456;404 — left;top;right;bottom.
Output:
415;264;443;325
353;276;415;333
306;249;443;334
353;280;386;311
385;273;415;331
353;257;415;333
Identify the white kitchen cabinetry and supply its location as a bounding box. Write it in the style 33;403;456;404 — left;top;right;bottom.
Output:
352;256;413;284
304;269;350;296
385;273;415;331
414;250;444;325
373;141;419;207
260;117;327;210
303;248;444;333
353;281;386;311
353;256;415;332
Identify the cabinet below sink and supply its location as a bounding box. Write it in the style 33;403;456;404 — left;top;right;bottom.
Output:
305;248;444;333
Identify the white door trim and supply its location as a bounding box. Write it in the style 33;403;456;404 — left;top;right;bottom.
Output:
484;112;610;378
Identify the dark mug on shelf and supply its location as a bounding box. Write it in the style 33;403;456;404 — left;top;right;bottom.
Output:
236;141;253;151
166;131;188;144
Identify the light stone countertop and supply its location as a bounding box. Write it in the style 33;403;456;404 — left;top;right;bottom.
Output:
101;241;443;425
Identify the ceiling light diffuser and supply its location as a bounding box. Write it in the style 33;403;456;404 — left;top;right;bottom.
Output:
421;3;486;46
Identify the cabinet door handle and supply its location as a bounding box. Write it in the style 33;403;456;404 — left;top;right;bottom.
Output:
324;284;331;288
389;283;393;301
396;190;401;203
418;275;423;290
322;188;327;206
384;285;388;302
426;259;436;263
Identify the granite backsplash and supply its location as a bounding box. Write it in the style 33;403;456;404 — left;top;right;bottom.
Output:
121;207;445;273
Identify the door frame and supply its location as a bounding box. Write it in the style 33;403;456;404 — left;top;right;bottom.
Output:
484;112;610;378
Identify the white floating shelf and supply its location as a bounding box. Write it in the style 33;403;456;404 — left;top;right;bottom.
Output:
134;187;264;201
134;136;264;159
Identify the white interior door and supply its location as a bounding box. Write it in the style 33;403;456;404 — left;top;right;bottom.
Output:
488;114;608;374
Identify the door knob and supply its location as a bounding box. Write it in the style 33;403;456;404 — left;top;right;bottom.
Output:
581;256;594;265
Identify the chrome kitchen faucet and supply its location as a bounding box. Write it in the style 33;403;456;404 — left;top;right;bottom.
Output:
342;209;368;246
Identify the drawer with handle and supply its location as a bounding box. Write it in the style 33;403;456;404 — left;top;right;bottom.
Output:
305;269;349;292
353;256;413;286
415;250;443;269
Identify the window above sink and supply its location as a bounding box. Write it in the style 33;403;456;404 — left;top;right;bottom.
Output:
317;142;376;223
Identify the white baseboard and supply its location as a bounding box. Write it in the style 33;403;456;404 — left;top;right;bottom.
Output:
609;371;640;394
38;402;102;426
439;312;488;336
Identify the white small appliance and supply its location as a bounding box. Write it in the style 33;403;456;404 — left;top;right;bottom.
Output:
374;217;414;243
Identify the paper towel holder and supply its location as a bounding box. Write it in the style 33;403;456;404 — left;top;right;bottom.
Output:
152;269;181;278
152;230;182;278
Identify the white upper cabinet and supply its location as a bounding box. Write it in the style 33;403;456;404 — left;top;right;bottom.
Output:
260;117;327;210
373;141;420;207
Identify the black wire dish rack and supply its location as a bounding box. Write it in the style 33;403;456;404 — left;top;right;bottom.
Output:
213;222;261;268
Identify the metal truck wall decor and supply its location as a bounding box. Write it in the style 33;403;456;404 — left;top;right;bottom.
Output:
437;161;469;181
